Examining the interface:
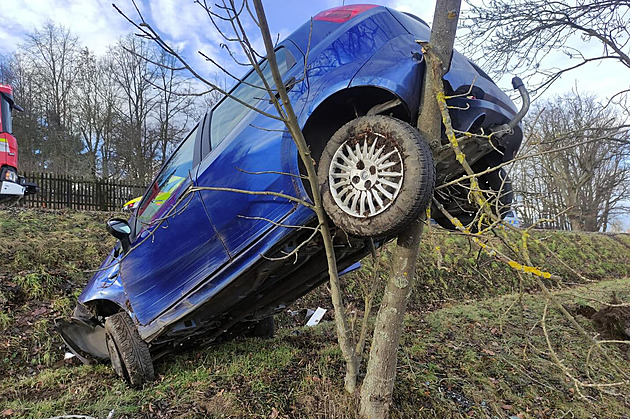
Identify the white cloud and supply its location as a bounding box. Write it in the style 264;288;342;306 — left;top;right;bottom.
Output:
0;0;234;82
389;0;436;23
0;0;133;55
148;0;209;41
147;0;246;81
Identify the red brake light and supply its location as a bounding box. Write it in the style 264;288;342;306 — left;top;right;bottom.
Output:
314;4;378;23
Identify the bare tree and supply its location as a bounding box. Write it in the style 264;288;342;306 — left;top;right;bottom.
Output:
359;2;460;417
19;22;83;173
461;0;630;96
108;36;160;181
2;22;205;182
95;55;122;180
514;92;630;231
152;49;197;164
75;48;109;177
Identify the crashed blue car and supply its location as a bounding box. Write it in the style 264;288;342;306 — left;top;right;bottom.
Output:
58;4;525;386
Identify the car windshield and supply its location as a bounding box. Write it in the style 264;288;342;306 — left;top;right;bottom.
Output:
210;47;295;149
135;125;199;229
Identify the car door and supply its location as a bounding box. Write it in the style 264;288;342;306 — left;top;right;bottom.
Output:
120;119;230;325
196;44;309;257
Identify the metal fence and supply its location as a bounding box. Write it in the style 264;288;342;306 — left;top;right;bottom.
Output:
18;172;146;211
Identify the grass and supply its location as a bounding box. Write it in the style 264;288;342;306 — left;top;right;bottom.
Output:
1;208;629;418
393;279;630;418
0;279;628;418
0;208;116;376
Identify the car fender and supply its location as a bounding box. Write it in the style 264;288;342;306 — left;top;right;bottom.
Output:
348;34;424;116
78;250;128;311
298;62;366;127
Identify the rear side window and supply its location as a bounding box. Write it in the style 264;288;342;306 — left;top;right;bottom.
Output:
136;125;199;228
210;47;295;150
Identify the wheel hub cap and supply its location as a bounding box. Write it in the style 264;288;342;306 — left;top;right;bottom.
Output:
329;132;404;218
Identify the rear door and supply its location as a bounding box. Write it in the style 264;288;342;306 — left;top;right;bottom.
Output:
120;119;230;325
196;45;308;257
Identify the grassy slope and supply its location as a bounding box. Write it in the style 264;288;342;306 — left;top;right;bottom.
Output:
0;209;629;418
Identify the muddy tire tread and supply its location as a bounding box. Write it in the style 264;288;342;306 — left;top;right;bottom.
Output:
105;312;154;387
318;115;435;238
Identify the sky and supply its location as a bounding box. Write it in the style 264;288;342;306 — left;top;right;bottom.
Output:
0;0;625;99
0;1;432;82
0;0;628;229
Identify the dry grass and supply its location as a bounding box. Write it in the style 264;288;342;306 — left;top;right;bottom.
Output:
1;209;628;418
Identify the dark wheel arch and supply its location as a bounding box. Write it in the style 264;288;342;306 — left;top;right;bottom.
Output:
82;299;125;318
302;86;411;171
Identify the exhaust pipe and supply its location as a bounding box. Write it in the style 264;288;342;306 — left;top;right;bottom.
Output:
493;76;530;138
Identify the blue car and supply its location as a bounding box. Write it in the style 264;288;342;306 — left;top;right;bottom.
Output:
57;4;525;386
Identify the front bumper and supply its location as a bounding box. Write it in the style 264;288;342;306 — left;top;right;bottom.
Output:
0;180;25;204
55;308;110;365
0;180;25;196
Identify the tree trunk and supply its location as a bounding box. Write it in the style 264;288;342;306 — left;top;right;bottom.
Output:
251;0;359;394
358;218;425;418
359;2;461;417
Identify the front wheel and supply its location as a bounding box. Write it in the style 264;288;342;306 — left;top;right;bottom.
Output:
318;115;435;238
105;312;155;387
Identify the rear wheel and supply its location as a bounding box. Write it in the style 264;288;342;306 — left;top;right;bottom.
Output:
104;312;154;387
318;115;435;237
247;317;275;339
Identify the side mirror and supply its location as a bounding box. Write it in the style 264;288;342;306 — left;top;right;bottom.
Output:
106;218;131;254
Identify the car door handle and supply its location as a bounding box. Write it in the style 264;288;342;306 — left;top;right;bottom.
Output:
271;77;297;103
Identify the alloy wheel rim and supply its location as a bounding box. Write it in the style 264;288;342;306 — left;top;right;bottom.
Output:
328;132;404;218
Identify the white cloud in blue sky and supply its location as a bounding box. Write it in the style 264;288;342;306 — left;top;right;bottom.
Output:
0;1;434;81
0;0;131;55
0;0;623;99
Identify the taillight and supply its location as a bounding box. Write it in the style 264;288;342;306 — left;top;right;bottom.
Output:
314;4;378;23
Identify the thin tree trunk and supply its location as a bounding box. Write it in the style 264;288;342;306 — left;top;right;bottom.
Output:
359;2;461;417
251;0;359;393
358;218;425;417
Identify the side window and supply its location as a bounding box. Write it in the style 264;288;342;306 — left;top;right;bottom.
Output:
210;47;296;150
0;94;12;134
136;125;199;228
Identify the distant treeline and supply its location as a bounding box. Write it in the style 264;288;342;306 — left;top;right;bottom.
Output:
0;22;219;184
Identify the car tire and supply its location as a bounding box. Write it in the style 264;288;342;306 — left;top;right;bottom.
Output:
104;312;155;387
247;317;275;339
433;167;513;231
318;115;435;238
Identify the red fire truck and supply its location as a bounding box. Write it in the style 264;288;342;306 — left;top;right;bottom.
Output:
0;84;36;203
